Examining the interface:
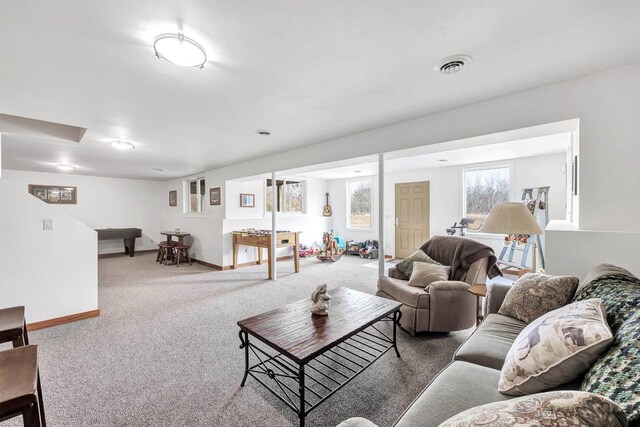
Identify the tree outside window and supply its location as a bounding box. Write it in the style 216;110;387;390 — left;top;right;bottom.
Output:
186;177;205;214
266;179;304;213
347;179;372;229
464;167;509;231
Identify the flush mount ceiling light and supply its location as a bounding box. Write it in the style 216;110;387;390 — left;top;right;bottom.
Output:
438;159;448;162
433;55;472;75
57;164;76;171
109;139;135;150
154;33;207;69
255;129;272;136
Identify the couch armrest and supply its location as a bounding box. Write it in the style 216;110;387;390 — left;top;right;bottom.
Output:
485;282;512;315
428;281;476;332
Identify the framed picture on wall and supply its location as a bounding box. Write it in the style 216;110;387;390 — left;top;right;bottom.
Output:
28;184;77;204
169;190;177;207
210;187;221;205
240;193;255;208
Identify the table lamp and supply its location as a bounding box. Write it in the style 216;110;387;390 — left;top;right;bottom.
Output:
479;202;544;272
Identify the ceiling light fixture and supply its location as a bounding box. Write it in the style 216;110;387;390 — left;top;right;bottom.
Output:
57;164;76;171
153;168;166;172
154;33;207;69
256;129;272;136
354;170;362;173
109;139;135;150
438;159;448;162
433;55;472;75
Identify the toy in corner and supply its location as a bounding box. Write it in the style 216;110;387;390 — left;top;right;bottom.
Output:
345;240;379;259
317;230;342;262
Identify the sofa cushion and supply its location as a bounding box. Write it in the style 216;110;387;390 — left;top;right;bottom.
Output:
377;277;430;309
395;249;439;278
407;262;450;288
439;391;628;427
499;299;613;396
454;314;527;370
581;310;640;424
498;273;579;323
395;361;508;427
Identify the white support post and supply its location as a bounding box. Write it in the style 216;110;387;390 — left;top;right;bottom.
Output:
271;172;277;280
378;153;385;277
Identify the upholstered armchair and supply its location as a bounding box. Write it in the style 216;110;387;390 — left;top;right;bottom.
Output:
376;236;500;335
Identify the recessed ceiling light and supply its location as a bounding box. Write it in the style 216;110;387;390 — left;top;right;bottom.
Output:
438;159;448;162
354;170;362;173
433;55;472;75
153;168;166;172
57;164;76;171
154;33;207;69
109;139;135;150
256;129;272;136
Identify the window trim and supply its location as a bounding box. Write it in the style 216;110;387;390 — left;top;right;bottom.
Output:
183;176;206;215
460;162;512;235
346;177;373;230
265;177;306;215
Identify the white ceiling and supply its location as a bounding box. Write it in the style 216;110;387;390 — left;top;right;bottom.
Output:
291;132;569;180
1;1;639;180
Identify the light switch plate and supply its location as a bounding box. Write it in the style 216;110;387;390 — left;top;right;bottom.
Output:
43;219;53;230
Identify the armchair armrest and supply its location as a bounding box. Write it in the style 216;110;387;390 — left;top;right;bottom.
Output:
427;280;470;292
428;281;476;332
485;282;513;315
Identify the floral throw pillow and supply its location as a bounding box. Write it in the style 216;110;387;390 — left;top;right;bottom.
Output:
499;299;613;396
439;391;628;427
498;273;579;323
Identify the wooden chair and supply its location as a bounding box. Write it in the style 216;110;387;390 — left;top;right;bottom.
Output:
174;245;192;267
156;241;177;262
0;345;42;427
0;306;45;426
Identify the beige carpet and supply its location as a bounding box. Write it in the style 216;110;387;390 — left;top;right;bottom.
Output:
7;254;471;426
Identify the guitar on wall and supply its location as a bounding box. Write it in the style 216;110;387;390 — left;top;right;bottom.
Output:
323;193;332;217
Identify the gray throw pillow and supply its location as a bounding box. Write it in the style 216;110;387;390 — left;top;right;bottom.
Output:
407;262;451;288
499;299;613;396
440;391;627;427
395;250;440;278
498;273;579;323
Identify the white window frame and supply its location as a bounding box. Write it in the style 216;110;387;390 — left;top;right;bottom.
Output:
346;177;373;230
184;176;206;215
265;177;306;215
461;163;512;236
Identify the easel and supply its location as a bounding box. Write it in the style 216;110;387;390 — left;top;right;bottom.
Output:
498;187;549;275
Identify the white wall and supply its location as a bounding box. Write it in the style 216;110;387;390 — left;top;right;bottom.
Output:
327;153;566;260
0;178;98;323
2;169;164;254
160;62;640;274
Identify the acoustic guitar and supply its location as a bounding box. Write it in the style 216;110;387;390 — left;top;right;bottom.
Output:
323;193;332;217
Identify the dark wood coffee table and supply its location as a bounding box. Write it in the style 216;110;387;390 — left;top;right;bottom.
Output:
237;287;402;426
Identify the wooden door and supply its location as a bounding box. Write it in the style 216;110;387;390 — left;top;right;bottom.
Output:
395;181;430;259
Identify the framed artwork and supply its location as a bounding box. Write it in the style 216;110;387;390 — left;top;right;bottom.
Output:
169;190;177;207
28;184;77;204
210;187;221;206
240;193;255;208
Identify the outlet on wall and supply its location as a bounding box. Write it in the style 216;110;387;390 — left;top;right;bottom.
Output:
43;219;53;230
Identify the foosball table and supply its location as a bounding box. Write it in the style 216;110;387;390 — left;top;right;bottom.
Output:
232;230;301;279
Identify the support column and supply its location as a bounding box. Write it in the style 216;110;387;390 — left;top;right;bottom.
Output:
378;153;385;277
271;172;277;280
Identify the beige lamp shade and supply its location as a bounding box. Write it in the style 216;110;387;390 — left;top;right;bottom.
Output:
479;202;544;235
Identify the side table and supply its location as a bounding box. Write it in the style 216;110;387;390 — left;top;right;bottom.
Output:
468;283;487;326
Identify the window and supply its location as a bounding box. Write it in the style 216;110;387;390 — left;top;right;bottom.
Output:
347;178;372;229
463;166;509;231
266;179;305;213
185;177;205;214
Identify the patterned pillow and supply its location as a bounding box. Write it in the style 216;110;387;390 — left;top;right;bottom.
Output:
581;310;640;424
499;299;613;396
498;273;579;323
439;391;628;427
395;250;439;278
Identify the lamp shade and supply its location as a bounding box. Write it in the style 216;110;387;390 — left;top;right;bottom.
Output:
479;202;544;235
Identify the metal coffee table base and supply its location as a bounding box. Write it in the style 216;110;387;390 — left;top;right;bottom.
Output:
239;311;401;427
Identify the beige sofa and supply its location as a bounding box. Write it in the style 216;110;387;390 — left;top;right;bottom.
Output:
376;258;488;334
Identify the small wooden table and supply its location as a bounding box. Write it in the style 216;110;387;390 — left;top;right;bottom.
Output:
160;231;191;246
232;230;301;279
468;283;487;326
237;288;402;427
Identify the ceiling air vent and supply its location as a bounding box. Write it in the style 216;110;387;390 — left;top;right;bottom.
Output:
434;55;472;75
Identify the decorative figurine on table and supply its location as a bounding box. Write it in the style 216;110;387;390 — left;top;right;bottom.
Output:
311;284;331;316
